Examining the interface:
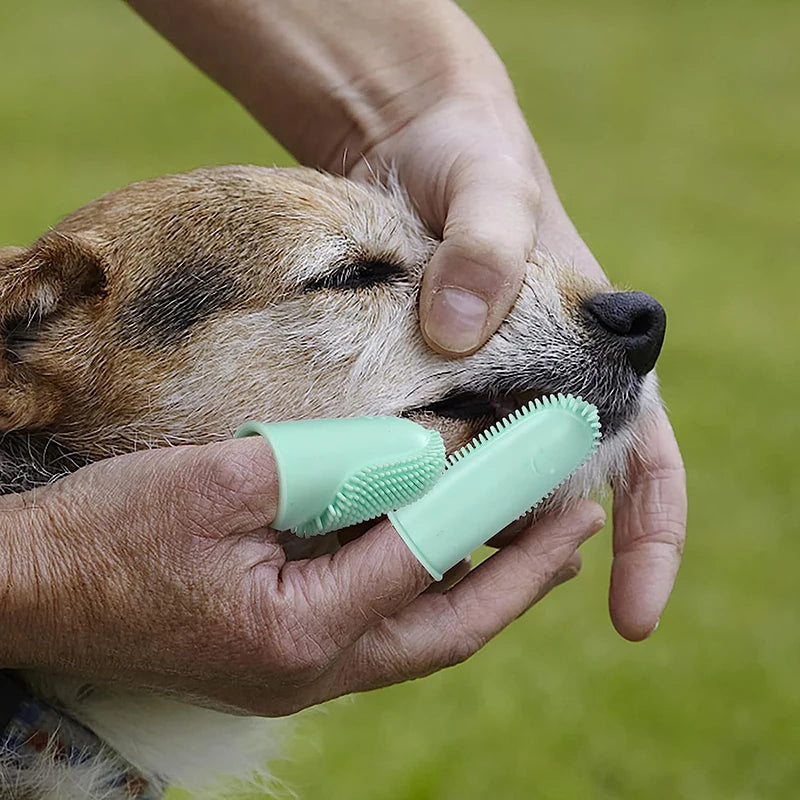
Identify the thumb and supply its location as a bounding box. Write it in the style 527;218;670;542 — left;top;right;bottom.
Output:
48;437;281;540
419;154;541;356
147;437;280;538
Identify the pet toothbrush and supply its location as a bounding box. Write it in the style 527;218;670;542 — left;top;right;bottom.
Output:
236;393;600;575
236;416;446;535
388;394;601;580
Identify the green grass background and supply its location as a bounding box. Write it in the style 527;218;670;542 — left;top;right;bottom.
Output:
2;1;798;798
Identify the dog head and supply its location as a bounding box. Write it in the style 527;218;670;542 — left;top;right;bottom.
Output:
0;166;665;500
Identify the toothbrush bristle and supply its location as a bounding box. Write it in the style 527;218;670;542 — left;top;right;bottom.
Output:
446;392;601;470
293;429;446;536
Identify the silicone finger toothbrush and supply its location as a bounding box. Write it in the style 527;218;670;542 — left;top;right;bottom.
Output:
388;394;601;579
237;394;600;579
236;416;446;536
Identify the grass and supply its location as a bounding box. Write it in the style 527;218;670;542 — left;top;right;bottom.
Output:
2;0;798;798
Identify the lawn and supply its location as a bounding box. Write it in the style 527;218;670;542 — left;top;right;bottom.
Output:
1;0;798;798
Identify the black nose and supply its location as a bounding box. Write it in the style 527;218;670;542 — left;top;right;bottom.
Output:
583;291;666;376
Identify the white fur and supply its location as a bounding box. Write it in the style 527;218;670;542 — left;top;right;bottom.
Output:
21;673;285;797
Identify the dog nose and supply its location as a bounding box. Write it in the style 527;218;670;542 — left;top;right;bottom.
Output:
583;291;666;375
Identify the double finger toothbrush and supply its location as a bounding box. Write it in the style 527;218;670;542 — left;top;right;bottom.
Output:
237;394;601;578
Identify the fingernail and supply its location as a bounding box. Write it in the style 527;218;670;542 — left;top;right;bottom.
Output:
425;288;489;354
590;515;606;534
574;508;605;542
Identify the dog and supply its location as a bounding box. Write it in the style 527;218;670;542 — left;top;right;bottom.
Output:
0;165;666;798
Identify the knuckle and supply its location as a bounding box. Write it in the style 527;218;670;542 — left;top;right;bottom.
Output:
366;623;420;679
511;535;560;586
195;446;254;507
352;599;489;689
618;465;688;557
641;518;686;556
445;227;520;269
460;151;542;212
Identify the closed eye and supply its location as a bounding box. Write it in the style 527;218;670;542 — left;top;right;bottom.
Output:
302;259;406;293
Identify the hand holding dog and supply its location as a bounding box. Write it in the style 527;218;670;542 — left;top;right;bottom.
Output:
354;104;687;641
1;437;603;714
129;0;686;640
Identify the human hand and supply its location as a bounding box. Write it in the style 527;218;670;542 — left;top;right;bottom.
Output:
346;86;686;640
1;437;604;714
127;0;686;640
345;82;686;645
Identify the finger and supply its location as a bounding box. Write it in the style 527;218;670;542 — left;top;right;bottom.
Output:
424;557;472;594
338;502;604;692
610;407;687;641
485;510;535;547
153;553;577;715
419;154;541;356
279;518;436;645
157;437;282;538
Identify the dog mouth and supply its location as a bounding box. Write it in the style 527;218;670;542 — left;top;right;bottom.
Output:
406;388;549;423
405;384;632;442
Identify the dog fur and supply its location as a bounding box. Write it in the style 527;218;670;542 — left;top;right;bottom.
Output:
0;166;663;798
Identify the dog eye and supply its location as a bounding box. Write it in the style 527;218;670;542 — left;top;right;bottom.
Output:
302;259;406;293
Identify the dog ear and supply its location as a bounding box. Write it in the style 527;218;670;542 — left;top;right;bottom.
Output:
0;234;108;431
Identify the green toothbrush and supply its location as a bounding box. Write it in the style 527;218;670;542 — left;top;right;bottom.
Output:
236;393;600;577
388;394;601;579
236;416;446;535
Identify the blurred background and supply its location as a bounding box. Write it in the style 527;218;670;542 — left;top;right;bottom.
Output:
1;0;797;798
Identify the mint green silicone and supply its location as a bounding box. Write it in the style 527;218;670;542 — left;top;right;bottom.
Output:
388;394;601;580
235;417;445;536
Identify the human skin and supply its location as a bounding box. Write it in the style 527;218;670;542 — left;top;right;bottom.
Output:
0;438;604;713
127;0;687;640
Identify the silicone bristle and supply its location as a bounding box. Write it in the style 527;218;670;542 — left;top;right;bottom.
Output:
293;429;446;536
447;393;600;467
